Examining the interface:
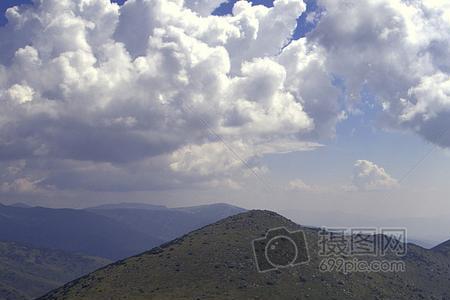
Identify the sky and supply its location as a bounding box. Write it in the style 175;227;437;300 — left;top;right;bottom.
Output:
1;0;450;236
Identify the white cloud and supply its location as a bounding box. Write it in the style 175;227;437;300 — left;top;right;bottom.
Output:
4;83;35;104
201;178;242;190
400;73;450;122
0;160;48;194
5;160;26;176
184;0;224;17
278;38;342;138
352;160;398;191
1;177;42;194
0;0;338;194
311;0;450;146
170;139;319;181
287;160;399;194
2;0;449;198
288;179;320;192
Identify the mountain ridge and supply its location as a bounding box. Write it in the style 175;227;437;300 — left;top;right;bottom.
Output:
85;203;246;241
0;202;245;261
0;204;163;260
40;210;450;299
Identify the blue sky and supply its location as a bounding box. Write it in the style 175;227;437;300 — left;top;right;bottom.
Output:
1;0;319;37
213;0;319;39
1;0;450;237
0;0;31;25
0;0;444;186
0;0;445;191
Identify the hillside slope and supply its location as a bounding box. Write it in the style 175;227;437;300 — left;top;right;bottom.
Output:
0;241;110;300
40;210;450;299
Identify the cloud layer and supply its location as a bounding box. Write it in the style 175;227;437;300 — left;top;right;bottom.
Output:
352;160;398;191
0;0;339;194
0;0;449;198
311;0;450;146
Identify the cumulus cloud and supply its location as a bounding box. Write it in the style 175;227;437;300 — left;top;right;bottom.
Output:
288;179;321;192
172;140;321;175
0;160;49;194
0;0;340;195
352;160;398;191
287;160;399;194
184;0;224;16
0;177;44;194
311;0;450;147
1;0;449;199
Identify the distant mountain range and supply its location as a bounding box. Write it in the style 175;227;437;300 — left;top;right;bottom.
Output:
0;204;163;260
0;202;245;299
0;202;244;260
40;210;450;299
87;203;169;211
87;203;246;241
0;241;109;300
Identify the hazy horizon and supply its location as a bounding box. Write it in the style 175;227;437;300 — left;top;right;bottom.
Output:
1;0;450;238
